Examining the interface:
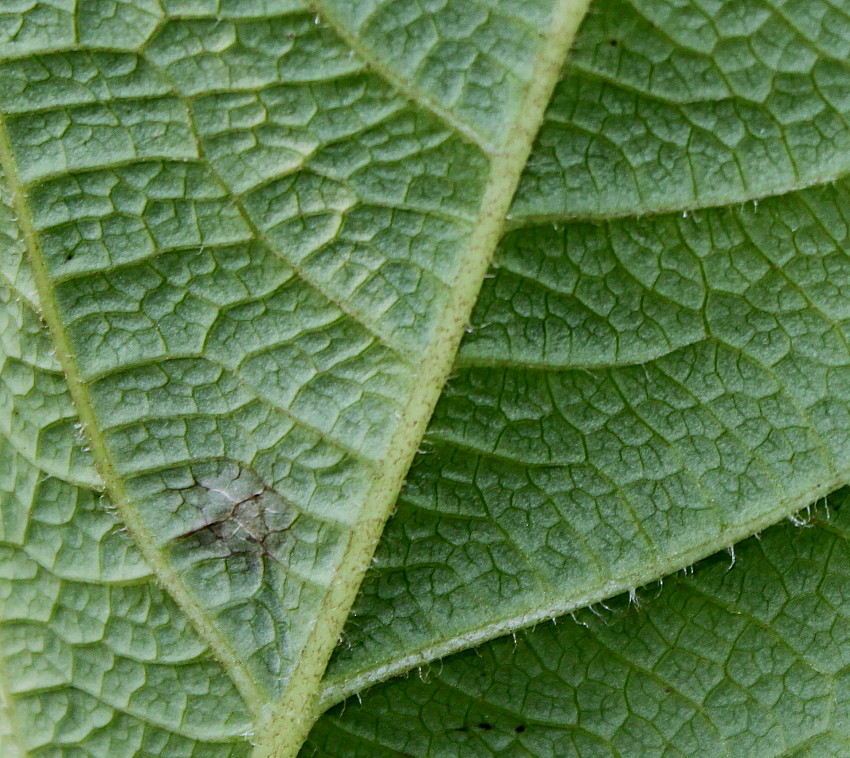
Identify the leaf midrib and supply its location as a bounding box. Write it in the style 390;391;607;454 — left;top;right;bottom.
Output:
505;168;850;227
0;3;594;755
252;3;595;754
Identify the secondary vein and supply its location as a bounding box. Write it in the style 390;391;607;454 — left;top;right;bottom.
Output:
0;101;266;720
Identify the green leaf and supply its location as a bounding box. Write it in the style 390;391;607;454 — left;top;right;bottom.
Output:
0;0;591;755
6;0;850;756
321;0;850;702
308;493;850;757
515;0;850;220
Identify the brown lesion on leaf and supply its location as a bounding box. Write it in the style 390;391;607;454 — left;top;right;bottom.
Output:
171;459;298;566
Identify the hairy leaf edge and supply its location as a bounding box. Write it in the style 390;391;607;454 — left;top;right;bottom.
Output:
318;473;848;710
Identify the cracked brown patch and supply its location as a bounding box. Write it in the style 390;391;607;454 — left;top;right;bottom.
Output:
173;460;298;565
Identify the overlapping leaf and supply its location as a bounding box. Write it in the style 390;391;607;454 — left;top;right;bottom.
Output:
309;492;850;757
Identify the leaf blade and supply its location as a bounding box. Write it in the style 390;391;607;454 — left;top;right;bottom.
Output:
309;493;850;757
0;166;253;758
0;1;594;754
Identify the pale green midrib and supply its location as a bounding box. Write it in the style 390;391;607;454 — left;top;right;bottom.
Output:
251;2;594;756
504;166;850;228
453;334;710;372
0;107;265;717
317;470;848;709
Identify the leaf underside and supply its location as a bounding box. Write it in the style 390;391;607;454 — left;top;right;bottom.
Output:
4;0;850;757
323;0;850;701
309;491;850;758
0;0;588;754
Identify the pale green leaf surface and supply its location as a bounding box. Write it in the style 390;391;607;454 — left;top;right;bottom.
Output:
0;167;253;757
308;493;850;757
6;0;850;756
0;697;22;758
0;0;591;754
315;0;558;147
322;0;850;702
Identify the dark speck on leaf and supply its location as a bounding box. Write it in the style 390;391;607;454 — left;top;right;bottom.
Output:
477;723;493;731
515;725;526;733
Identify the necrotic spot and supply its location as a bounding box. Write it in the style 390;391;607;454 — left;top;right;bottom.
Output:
171;460;297;565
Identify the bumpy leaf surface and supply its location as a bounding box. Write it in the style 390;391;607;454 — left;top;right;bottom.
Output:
5;0;850;756
0;164;253;757
322;0;850;701
0;0;589;754
308;493;850;757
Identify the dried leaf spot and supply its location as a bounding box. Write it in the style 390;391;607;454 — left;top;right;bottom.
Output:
175;460;297;564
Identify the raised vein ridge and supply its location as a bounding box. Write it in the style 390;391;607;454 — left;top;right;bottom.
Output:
252;2;593;754
0;99;266;716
